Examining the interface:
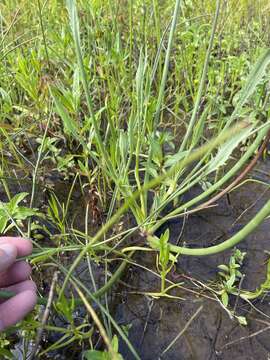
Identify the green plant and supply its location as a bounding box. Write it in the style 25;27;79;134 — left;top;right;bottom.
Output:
217;248;246;308
83;335;123;360
207;249;270;325
156;229;177;293
1;0;270;357
0;333;12;359
0;193;39;234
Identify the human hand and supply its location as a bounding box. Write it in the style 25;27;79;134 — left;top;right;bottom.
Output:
0;237;37;331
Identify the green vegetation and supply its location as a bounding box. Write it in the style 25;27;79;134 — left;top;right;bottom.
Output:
215;248;270;325
0;0;270;357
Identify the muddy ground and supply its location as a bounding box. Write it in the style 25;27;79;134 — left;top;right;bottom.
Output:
2;159;270;359
115;160;270;359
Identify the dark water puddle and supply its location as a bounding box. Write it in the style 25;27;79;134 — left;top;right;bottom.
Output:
116;160;270;359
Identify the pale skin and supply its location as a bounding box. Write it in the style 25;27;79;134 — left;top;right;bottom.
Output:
0;237;37;331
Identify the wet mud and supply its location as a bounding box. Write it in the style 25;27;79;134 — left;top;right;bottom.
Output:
2;159;270;359
116;160;270;359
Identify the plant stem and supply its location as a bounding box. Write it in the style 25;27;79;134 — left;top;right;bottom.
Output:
154;0;182;128
0;251;133;305
150;124;270;233
37;0;50;67
180;0;221;152
59;123;245;298
149;197;270;255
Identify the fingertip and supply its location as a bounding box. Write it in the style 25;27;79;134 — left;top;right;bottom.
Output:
0;244;17;272
19;289;38;315
20;279;37;294
22;289;38;309
0;237;33;257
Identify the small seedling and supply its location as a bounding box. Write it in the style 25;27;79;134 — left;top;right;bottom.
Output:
217;248;246;308
0;193;40;234
83;335;124;360
156;229;177;293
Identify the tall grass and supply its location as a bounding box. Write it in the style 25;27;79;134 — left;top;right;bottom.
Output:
0;0;270;357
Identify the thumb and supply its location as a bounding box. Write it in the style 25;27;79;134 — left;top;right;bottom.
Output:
0;244;17;272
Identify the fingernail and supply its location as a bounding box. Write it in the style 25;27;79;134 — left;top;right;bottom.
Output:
0;244;16;259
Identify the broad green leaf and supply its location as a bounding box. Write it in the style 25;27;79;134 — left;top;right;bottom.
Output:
56;294;75;323
160;229;170;244
151;138;163;166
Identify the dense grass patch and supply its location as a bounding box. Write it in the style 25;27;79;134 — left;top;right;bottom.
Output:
0;0;270;358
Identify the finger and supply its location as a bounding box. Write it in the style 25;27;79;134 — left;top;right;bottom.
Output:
0;237;33;257
0;261;32;287
0;279;37;304
2;279;37;294
0;243;17;272
0;287;37;331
